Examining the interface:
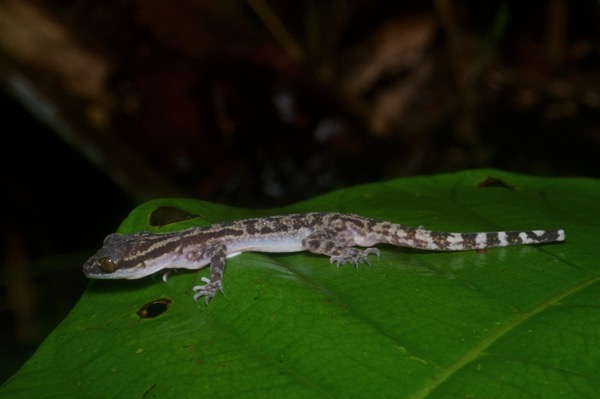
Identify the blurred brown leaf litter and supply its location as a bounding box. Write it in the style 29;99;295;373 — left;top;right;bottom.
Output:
2;0;598;206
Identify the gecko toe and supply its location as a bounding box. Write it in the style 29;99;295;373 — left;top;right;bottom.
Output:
193;279;224;304
329;247;381;268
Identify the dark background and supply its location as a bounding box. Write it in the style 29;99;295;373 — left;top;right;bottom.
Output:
1;0;599;382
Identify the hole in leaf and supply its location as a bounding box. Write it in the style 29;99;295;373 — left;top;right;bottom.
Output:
477;176;516;190
149;206;198;226
137;298;172;319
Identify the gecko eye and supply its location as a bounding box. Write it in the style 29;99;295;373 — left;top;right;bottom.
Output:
97;257;117;273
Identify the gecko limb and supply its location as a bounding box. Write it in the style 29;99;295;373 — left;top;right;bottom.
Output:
302;228;380;267
329;247;381;267
192;243;226;304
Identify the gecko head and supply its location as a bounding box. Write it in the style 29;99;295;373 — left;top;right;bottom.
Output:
83;233;167;280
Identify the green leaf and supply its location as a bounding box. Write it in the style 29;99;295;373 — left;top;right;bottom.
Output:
2;169;599;398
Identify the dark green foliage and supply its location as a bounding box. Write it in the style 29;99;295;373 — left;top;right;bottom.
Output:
2;170;598;398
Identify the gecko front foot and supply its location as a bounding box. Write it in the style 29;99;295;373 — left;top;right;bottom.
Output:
193;277;224;305
329;247;380;267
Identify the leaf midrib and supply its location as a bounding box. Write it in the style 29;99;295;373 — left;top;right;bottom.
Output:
410;273;600;399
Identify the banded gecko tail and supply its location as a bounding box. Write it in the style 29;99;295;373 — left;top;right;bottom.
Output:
373;225;565;251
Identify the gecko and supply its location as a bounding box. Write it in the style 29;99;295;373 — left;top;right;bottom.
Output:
83;212;565;304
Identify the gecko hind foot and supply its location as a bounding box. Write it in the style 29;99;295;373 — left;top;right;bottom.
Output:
193;277;224;305
329;247;381;267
